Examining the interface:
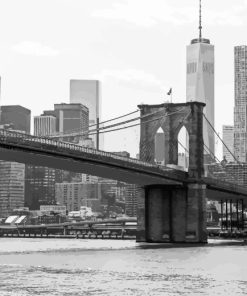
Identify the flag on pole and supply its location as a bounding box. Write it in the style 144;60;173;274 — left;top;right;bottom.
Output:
167;88;172;95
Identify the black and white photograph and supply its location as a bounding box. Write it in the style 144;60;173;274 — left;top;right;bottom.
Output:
0;0;247;295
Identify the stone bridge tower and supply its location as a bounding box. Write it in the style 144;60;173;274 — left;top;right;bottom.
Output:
137;101;207;243
139;101;205;179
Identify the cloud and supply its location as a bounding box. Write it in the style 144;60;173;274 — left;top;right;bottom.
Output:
11;41;59;56
205;4;246;26
93;0;247;27
93;0;187;27
98;68;167;91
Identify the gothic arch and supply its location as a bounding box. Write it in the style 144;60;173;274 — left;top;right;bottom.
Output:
138;101;205;179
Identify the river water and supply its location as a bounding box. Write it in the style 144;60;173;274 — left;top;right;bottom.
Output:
0;238;247;296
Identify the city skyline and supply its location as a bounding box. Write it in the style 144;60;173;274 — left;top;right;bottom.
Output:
0;0;247;157
0;2;247;294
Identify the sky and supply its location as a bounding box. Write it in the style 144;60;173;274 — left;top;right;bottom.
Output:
0;0;247;158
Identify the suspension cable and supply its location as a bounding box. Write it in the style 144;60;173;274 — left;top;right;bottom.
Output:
51;107;186;139
178;138;238;182
48;109;140;138
82;108;187;136
58;108;188;140
50;106;167;138
203;114;240;164
203;142;240;183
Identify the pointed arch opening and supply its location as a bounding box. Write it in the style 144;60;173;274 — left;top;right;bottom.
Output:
177;126;189;170
154;127;165;165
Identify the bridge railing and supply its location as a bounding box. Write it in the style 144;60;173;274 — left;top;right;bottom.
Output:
0;129;177;173
204;163;236;183
203;176;247;195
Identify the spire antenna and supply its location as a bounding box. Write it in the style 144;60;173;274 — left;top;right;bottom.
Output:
199;0;202;40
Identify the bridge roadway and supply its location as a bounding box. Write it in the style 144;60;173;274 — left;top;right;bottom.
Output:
0;129;185;186
0;129;247;199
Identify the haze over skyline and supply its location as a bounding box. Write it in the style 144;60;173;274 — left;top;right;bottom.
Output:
1;0;247;157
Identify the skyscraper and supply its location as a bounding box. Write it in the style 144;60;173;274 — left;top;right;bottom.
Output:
54;103;89;142
0;105;31;133
222;125;234;162
34;115;56;136
186;0;215;155
70;80;102;149
0;160;25;217
0;124;26;218
25;166;56;210
125;184;138;217
234;45;247;162
0;105;30;217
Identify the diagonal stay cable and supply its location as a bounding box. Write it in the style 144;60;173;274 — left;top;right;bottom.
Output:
62;108;187;138
48;109;140;138
203;142;239;184
51;106;185;139
203;114;240;164
86;108;187;136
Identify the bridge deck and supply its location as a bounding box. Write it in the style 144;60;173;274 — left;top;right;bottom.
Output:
1;129;247;197
0;129;185;185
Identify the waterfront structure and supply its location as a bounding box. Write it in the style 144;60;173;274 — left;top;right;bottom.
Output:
222;125;234;162
234;45;247;162
68;206;94;219
186;1;215;155
55;182;102;212
34;115;56;137
70;79;102;149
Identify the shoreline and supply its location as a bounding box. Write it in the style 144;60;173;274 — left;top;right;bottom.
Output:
0;237;247;253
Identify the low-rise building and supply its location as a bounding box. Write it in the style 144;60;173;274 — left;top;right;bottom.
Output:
40;205;67;216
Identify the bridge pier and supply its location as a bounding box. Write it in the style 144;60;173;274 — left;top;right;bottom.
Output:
136;183;207;243
137;101;207;244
